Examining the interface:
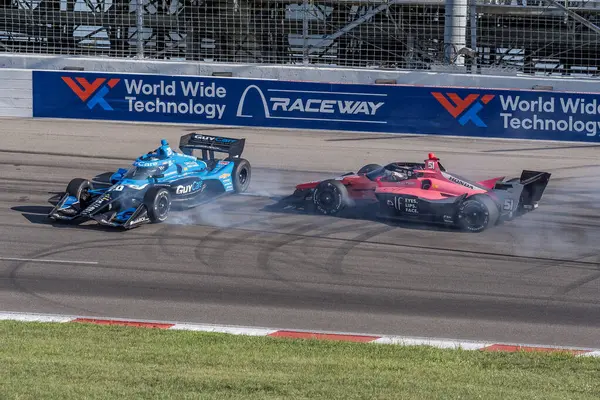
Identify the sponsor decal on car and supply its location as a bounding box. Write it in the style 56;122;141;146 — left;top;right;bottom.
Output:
129;216;149;225
175;181;204;195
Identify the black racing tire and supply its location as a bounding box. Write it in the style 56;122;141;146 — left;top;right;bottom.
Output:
358;163;382;175
232;158;251;193
66;178;93;208
143;187;171;223
456;195;499;233
313;179;351;215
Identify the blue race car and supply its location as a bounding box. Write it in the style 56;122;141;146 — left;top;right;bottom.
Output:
48;133;251;229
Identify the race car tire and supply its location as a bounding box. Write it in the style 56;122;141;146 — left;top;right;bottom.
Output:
358;164;382;175
232;158;251;193
313;179;351;215
144;187;171;223
66;178;94;208
456;195;499;233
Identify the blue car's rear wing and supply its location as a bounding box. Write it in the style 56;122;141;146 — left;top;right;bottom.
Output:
179;133;246;160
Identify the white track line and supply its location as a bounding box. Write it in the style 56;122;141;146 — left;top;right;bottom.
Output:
0;257;98;265
0;311;74;323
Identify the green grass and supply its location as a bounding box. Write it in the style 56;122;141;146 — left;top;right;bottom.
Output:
0;321;599;400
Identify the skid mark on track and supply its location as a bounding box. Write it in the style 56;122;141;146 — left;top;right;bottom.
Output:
157;225;181;259
273;218;372;263
516;226;590;276
516;222;600;286
8;258;99;316
6;211;600;274
5;223;600;310
547;248;600;297
245;218;371;286
325;225;398;276
253;220;330;285
6;237;170;316
555;271;600;296
193;214;297;271
257;220;374;276
182;223;600;271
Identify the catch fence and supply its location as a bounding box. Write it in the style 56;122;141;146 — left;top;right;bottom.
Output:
2;0;600;77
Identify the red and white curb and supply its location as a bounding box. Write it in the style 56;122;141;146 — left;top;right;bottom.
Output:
1;311;598;357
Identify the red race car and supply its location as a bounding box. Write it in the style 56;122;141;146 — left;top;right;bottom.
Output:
273;153;551;232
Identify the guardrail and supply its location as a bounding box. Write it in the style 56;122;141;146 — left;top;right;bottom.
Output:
28;69;600;143
4;54;600;90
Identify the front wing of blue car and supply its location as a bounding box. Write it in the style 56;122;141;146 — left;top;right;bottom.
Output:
48;191;151;229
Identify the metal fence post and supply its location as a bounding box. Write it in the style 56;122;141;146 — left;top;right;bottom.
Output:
302;0;309;65
136;0;144;58
470;0;478;73
444;0;467;65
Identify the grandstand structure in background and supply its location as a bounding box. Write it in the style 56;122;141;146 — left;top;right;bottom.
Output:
1;0;599;77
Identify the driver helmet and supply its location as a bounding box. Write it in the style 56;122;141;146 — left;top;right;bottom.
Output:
391;170;407;181
156;139;174;159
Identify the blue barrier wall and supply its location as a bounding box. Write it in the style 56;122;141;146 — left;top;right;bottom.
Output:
33;70;600;142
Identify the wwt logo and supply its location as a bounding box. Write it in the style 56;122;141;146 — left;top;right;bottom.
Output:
236;85;387;124
432;92;495;127
62;77;120;111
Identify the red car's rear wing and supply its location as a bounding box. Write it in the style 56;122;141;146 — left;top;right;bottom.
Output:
519;170;552;204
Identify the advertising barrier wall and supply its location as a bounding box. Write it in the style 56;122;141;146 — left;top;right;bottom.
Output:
32;70;600;143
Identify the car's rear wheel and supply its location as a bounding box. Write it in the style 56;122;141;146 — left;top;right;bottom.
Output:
232;159;251;193
66;178;93;208
313;179;351;215
144;187;171;223
358;163;382;175
456;195;499;233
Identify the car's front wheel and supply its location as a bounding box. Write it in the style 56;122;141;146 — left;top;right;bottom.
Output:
313;179;352;215
144;187;171;223
66;178;94;209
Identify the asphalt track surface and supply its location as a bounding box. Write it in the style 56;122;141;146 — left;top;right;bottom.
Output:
1;118;599;348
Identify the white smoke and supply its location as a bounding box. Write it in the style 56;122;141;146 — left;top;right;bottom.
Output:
164;167;305;228
166;199;233;228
